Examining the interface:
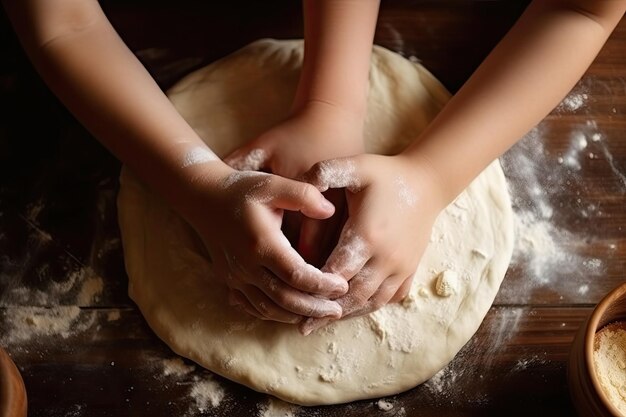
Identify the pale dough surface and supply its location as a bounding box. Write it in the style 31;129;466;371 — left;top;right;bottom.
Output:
117;39;514;405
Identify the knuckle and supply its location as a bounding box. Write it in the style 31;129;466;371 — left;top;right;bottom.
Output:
284;266;305;288
271;289;291;309
299;183;318;203
256;300;272;316
309;162;324;178
358;228;377;249
250;239;269;259
385;252;403;268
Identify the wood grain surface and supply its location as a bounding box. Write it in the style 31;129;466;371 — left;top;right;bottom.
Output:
0;1;625;416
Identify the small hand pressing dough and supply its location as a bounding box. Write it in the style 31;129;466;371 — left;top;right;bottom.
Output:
118;39;514;405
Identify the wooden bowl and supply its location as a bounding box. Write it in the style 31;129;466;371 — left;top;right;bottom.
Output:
569;282;626;417
0;347;27;417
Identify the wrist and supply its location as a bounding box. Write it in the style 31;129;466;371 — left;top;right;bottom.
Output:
295;99;366;128
395;153;451;214
174;159;235;220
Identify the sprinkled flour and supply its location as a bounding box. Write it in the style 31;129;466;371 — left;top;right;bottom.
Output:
1;265;104;345
161;357;196;377
259;398;299;417
555;82;589;113
189;376;225;412
499;119;611;302
312;159;360;192
377;399;394;411
230;148;268;171
182;146;218;168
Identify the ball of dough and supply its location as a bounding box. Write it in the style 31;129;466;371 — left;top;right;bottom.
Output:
117;39;514;405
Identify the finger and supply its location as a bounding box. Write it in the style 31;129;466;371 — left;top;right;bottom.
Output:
301;158;362;192
389;275;414;303
268;178;335;219
336;262;385;317
261;233;348;297
258;269;343;318
345;275;404;318
224;146;269;171
321;224;370;281
238;284;303;324
209;246;235;284
231;289;265;320
298;316;333;336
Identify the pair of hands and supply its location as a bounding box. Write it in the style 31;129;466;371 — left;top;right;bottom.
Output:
183;102;444;334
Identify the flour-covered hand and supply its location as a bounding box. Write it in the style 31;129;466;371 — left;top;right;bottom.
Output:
298;154;448;334
180;161;348;324
224;101;365;266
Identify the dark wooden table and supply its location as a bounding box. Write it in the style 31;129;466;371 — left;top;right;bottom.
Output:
0;1;624;416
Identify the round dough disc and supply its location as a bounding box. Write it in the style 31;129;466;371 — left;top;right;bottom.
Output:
118;39;514;406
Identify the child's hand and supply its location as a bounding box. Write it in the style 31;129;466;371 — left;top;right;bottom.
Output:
298;154;447;335
180;161;349;324
224;101;365;265
225;102;364;178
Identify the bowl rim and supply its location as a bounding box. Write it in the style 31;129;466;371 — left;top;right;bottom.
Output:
0;346;27;417
585;282;626;417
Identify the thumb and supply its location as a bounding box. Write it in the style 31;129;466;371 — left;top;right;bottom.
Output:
301;158;362;192
224;145;270;171
268;177;336;220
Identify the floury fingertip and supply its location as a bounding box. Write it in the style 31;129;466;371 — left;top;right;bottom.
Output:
323;273;349;295
298;317;331;336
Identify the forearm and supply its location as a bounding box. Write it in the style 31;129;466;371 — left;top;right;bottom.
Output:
293;0;380;117
404;0;626;205
3;0;228;213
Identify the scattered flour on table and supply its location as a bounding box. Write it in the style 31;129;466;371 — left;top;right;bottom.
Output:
557;92;588;112
376;399;394;411
151;355;231;415
511;354;548;372
161;357;196;377
0;306;97;344
259;398;299;417
555;82;589;113
424;307;525;404
188;376;225;412
2;266;103;307
500;122;609;301
0;267;103;345
594;326;626;415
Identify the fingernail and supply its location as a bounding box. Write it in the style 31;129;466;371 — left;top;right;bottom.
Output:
327;274;349;295
327;302;343;318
